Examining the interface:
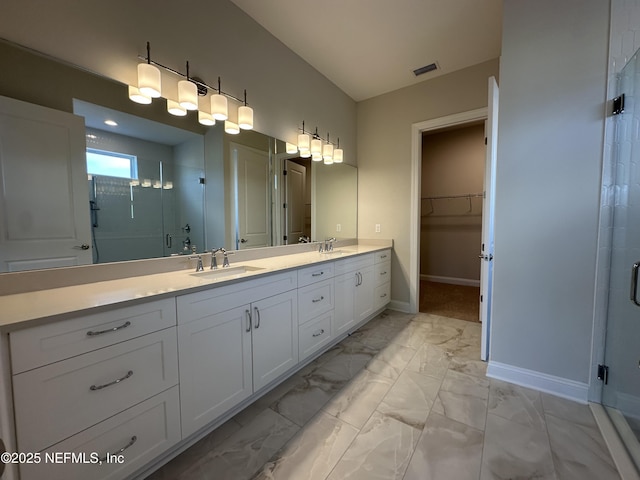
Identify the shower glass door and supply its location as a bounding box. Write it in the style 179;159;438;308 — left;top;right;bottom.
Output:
603;46;640;469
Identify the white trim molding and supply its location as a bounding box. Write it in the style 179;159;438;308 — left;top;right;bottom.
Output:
410;108;488;315
487;361;589;403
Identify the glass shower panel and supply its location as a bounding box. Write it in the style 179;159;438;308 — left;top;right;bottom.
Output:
603;47;640;469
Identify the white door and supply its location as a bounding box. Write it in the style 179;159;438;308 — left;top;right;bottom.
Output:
480;77;499;361
284;160;306;244
233;143;270;249
0;95;92;272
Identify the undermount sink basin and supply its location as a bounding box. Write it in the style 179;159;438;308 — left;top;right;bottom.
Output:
189;265;264;279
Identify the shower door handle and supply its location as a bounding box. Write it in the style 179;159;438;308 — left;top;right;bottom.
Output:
631;261;640;306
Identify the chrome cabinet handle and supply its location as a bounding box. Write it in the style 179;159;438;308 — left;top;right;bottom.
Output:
99;436;137;462
380;254;387;259
245;309;252;332
312;329;325;337
312;271;324;277
74;244;91;250
312;296;324;303
90;370;133;391
631;262;640;306
254;306;261;329
87;321;131;337
380;293;387;298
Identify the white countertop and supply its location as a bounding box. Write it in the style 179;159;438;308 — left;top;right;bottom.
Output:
0;244;390;331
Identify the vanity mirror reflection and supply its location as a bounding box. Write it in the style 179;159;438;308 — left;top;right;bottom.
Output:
0;40;357;273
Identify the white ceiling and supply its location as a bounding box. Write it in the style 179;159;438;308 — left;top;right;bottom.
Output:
230;0;503;102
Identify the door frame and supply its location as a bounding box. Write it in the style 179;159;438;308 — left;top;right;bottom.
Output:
409;107;488;314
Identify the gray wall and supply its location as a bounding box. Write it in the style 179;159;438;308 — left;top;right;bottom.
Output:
491;0;609;384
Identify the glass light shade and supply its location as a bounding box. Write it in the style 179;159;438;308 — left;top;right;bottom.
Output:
141;179;152;187
178;80;198;110
286;142;298;154
225;120;240;135
211;94;228;120
163;181;173;190
300;150;311;158
198;111;216;126
322;143;334;161
323;157;334;165
137;63;162;98
153;180;162;189
238;105;254;130
312;152;323;162
167;99;187;116
130;179;140;187
333;148;344;163
128;85;152;104
311;138;322;156
298;133;310;152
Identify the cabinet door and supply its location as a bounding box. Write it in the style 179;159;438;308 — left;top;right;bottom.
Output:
178;306;253;438
251;290;298;391
355;265;375;323
334;271;358;337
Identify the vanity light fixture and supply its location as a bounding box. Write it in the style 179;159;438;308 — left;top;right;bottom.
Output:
178;62;198;111
333;138;343;163
129;42;254;134
211;77;228;121
296;122;343;165
167;99;187;116
237;90;254;130
323;132;334;164
286;142;298;154
137;42;162;98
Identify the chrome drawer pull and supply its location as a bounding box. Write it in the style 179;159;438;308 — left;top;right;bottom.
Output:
87;321;131;337
99;435;137;462
380;293;388;298
312;329;325;337
312;296;325;303
245;309;252;332
90;370;133;391
380;254;387;259
311;271;324;277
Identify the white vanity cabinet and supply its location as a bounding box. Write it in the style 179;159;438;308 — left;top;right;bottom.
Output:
297;263;335;361
334;254;376;337
8;298;180;480
177;271;298;438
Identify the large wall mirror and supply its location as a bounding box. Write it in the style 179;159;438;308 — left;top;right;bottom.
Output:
0;40;357;273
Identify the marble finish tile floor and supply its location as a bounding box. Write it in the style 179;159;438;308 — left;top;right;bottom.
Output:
146;310;620;480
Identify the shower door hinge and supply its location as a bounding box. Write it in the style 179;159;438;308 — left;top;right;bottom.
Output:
597;364;609;385
613;94;625;115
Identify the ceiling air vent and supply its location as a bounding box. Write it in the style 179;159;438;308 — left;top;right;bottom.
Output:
413;62;438;77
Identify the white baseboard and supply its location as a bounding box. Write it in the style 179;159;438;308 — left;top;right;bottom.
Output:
388;300;412;313
421;274;480;287
486;361;589;403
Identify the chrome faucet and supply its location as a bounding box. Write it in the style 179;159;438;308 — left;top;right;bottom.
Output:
211;248;230;269
191;254;204;272
326;237;336;251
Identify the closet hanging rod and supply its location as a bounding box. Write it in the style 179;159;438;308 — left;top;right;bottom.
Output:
422;193;484;200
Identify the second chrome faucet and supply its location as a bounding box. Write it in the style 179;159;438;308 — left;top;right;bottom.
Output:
211;248;230;269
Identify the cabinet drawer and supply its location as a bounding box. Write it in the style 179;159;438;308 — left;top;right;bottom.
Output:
10;298;176;374
299;312;333;362
374;283;391;309
297;278;334;325
13;327;178;453
19;387;181;480
177;270;297;323
297;262;334;288
334;253;374;275
375;249;391;264
375;261;391;287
